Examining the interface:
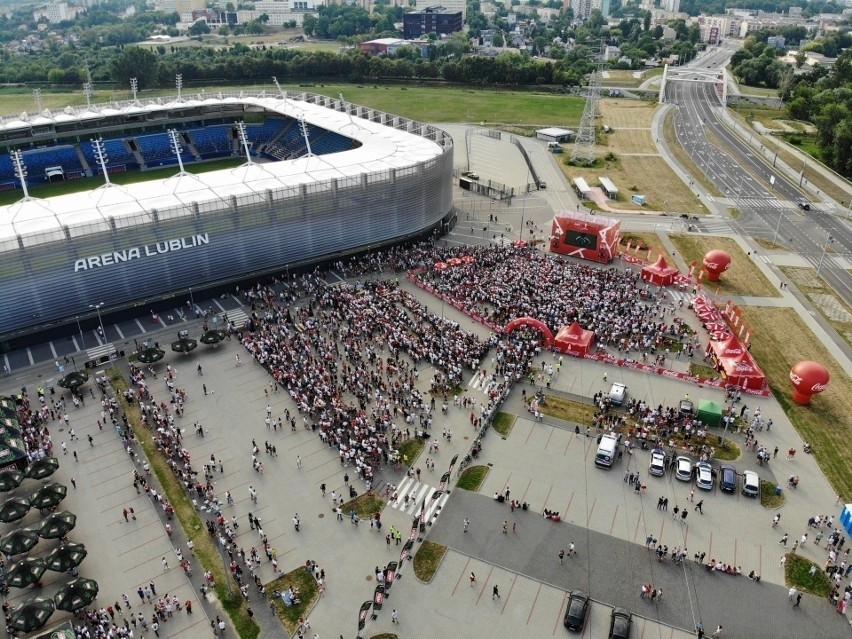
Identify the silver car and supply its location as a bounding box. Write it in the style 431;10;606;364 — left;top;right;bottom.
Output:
695;462;714;490
675;456;693;481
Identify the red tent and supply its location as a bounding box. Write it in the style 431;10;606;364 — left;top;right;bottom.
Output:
719;352;766;390
554;321;595;356
641;255;679;286
712;335;747;359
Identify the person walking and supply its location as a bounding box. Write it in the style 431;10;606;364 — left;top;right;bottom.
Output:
492;584;500;599
688;489;694;502
569;542;576;556
559;549;565;564
793;592;802;607
680;510;688;524
502;521;508;534
712;625;722;638
695;500;704;514
463;518;470;533
391;609;399;624
779;533;788;546
469;572;476;587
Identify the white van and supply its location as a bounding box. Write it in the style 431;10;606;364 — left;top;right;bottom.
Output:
742;470;760;497
609;383;627;406
595;434;619;468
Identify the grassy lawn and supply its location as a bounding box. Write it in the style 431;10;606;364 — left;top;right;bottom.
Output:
342;491;385;520
456;465;489;491
736;85;780;98
712;439;742;461
668;235;779;297
760;480;785;508
779;266;852;348
108;367;260;639
740;306;852;500
413;540;447;582
0;157;246;206
267;566;320;634
664;109;724;199
618;232;677;266
492;412;516;437
730;104;787;129
689;363;721;380
785;554;831;597
754;238;787;251
540;394;597;426
304;85;585;126
370;634;400;639
396;438;425;467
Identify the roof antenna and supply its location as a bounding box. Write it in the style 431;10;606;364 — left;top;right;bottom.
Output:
130;77;139;105
169;129;192;177
298;115;313;158
338;93;368;133
272;76;286;99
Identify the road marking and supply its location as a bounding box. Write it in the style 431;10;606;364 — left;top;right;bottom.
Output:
451;556;471;597
135;318;147;334
502;574;518;616
26;348;34;366
586;498;597;527
526;582;543;625
474;565;494;606
609;504;620;535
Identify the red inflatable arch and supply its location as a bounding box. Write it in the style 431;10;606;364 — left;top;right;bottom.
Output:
504;317;554;348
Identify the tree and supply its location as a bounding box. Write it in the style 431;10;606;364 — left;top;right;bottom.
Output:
218;25;230;36
493;31;504;48
188;20;210;36
643;11;650;32
109;46;158;89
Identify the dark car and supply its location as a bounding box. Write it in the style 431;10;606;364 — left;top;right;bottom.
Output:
564;590;590;631
609;607;632;639
719;464;737;493
798;201;811;211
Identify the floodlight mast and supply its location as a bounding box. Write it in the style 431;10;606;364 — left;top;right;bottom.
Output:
91;137;111;186
235;121;254;166
169;129;190;176
298;115;313;158
10;150;30;200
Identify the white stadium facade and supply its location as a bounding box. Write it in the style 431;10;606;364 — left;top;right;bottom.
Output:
0;90;455;341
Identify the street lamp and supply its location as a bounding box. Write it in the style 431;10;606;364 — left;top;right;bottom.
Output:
816;233;834;277
75;316;85;351
89;303;106;344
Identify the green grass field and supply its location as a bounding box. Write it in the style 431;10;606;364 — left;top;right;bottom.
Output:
0;157;245;206
0;84;585;127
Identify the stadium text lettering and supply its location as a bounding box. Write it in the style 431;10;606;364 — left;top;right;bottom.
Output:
73;234;210;272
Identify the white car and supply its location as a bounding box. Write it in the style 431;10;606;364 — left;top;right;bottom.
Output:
649;450;666;477
742;470;760;497
675;456;693;481
695;462;714;490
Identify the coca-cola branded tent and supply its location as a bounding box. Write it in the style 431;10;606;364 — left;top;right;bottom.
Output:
554;321;595;356
641;255;679;286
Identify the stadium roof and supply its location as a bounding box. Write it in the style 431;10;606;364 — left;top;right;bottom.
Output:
0;94;448;250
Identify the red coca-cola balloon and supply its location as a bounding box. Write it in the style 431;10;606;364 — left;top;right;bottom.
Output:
702;250;732;282
789;360;830;405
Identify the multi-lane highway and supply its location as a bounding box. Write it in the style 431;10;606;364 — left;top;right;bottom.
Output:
665;46;852;304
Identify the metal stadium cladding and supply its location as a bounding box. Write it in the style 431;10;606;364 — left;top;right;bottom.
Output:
0;90;454;340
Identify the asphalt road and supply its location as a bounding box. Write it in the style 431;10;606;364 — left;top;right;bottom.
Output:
665;48;852;306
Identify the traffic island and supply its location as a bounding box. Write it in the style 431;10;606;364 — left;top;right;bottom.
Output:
413;541;447;583
267;566;320;634
456;466;489;492
396;438;426;466
784;554;831;597
342;491;385;520
760;480;785;508
492;412;516;437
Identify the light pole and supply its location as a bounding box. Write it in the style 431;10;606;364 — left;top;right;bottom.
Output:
816;233;834;277
772;210;784;246
89;303;106;344
189;287;195;313
75;316;85;351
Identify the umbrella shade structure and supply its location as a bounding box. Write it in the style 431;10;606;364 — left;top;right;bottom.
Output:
0;397;17;420
200;329;228;345
36;510;76;539
0;468;24;492
54;578;99;612
29;483;68;510
0;438;27;470
10;596;55;632
5;557;47;588
44;542;87;572
57;371;89;391
136;347;165;364
0;528;40;555
170;337;198;354
24;457;60;481
0;496;31;522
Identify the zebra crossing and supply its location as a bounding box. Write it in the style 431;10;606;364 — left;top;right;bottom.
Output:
734;197;790;211
222;307;248;329
694;218;730;235
388;476;451;521
667;289;695;306
466;370;494;396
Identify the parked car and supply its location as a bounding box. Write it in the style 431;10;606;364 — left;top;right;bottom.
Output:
695;462;714;490
649;450;666;477
742;470;760;497
608;607;633;639
563;590;590;631
675;456;693;481
679;399;694;416
797;201;811;211
719;464;737;493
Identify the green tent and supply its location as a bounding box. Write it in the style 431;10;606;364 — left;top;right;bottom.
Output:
697;399;723;428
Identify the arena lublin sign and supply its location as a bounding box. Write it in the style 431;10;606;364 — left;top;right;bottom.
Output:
73;234;210;272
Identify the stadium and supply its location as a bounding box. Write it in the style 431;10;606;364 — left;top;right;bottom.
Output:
0;89;455;342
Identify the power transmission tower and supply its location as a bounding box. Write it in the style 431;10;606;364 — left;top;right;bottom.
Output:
571;39;606;166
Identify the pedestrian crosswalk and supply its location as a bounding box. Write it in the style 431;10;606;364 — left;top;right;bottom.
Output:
667;290;695;306
695;219;730;235
467;370;493;396
223;308;248;329
389;476;450;522
734;197;789;211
